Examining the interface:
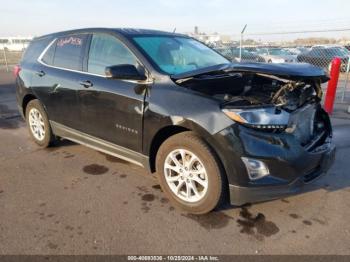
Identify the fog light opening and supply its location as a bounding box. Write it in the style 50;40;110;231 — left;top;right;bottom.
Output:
241;157;270;181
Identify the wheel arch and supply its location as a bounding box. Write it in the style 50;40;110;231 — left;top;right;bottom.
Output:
148;125;190;173
148;123;231;206
22;94;38;117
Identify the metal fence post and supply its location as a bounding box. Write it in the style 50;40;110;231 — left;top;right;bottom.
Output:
239;35;242;61
239;24;247;62
342;57;350;103
2;48;9;72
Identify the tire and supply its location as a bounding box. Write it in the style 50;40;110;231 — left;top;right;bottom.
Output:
341;63;347;73
25;99;55;148
328;62;332;73
156;131;224;214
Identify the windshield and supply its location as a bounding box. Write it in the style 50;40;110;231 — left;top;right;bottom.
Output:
133;36;229;75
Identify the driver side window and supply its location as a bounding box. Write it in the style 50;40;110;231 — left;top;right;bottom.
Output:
88;34;137;75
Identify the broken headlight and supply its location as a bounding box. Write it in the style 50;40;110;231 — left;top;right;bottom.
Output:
222;106;290;131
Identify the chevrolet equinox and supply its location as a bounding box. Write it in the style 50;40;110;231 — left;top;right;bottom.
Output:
15;28;336;214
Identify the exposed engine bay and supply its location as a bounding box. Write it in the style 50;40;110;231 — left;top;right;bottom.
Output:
175;72;323;112
173;68;332;149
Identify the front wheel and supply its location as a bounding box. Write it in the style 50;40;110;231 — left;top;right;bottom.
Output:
25;99;56;148
156;132;225;214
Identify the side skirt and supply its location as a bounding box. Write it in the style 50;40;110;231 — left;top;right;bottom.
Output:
50;121;149;168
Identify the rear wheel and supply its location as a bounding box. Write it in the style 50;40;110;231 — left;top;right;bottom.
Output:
156;131;224;214
25;99;55;147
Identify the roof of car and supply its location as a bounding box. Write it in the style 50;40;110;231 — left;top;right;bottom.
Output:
35;28;187;40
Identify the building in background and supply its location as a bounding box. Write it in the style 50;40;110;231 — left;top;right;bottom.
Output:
0;37;33;51
188;26;233;47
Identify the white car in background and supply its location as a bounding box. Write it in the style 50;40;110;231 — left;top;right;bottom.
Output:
257;48;297;63
286;47;310;55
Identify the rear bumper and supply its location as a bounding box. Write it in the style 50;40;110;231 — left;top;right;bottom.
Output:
228;143;336;206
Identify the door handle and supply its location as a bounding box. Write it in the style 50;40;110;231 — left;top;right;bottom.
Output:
36;70;45;77
79;80;93;88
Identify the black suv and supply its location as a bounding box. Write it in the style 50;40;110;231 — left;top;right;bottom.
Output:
16;28;335;214
297;46;350;72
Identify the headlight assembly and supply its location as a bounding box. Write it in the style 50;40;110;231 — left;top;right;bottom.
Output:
222;107;290;131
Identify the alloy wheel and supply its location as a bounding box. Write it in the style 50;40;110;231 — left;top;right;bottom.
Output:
28;108;46;141
164;149;208;203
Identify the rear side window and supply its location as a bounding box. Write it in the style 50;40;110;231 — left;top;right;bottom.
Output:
53;34;88;71
22;37;52;63
41;40;56;65
88;34;137;75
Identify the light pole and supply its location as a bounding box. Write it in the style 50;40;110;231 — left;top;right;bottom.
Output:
239;24;247;62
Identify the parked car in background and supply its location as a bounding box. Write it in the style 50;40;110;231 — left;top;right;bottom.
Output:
215;47;238;62
286;47;309;55
216;47;264;62
257;48;297;63
243;47;258;54
297;46;350;72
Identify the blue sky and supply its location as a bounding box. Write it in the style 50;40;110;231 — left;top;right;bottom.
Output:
1;0;350;39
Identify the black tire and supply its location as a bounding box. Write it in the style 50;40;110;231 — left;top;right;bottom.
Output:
25;99;55;148
156;131;225;214
327;62;332;73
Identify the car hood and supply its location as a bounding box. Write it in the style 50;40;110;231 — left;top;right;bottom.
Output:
172;62;329;82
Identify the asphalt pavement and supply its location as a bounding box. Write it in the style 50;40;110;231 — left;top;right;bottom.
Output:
1;71;350;255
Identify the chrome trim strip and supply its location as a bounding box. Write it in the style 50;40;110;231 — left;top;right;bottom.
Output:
37;38;57;62
50;121;148;167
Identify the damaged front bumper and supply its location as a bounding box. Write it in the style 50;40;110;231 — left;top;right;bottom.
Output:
212;115;336;206
228;142;335;206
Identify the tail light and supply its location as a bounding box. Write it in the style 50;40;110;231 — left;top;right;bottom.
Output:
13;65;21;77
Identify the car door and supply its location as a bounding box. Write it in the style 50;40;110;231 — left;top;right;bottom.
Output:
31;34;90;130
77;33;147;152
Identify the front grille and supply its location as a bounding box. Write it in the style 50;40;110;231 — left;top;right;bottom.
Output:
288;104;317;146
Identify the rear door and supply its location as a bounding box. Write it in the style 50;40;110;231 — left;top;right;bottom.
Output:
31;34;90;130
77;33;147;152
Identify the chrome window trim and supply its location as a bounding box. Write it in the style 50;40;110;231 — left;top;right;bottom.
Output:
37;36;153;84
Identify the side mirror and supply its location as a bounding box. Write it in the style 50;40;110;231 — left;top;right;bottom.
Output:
105;64;147;81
